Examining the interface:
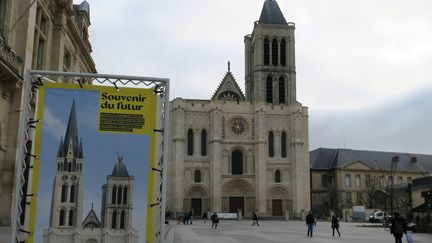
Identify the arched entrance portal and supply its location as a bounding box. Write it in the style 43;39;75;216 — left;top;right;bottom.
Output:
183;185;209;216
222;179;255;216
266;185;292;218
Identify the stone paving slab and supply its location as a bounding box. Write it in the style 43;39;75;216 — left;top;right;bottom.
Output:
167;220;432;243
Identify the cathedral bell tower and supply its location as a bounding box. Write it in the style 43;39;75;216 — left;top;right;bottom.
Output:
244;0;296;105
101;156;134;231
49;99;84;228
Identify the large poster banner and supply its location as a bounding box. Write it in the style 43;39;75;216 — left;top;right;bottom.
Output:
30;83;158;243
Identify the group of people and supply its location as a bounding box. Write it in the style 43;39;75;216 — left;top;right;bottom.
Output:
305;210;412;243
176;209;413;243
305;211;340;238
176;211;193;225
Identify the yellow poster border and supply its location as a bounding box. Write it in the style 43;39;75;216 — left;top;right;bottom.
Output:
29;82;158;243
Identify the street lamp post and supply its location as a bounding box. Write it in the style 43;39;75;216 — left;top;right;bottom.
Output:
390;156;399;215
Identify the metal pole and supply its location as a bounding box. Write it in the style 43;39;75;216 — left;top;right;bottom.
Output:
159;80;170;243
390;156;399;215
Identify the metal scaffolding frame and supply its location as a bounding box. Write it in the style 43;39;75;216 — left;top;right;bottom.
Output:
12;70;169;243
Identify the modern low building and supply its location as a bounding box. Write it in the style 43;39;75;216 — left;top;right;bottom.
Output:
310;148;432;219
0;0;96;242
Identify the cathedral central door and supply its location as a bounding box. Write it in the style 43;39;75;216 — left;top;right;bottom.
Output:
272;199;283;216
191;198;202;216
229;197;244;216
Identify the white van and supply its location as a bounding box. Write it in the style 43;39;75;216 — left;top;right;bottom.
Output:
368;211;391;222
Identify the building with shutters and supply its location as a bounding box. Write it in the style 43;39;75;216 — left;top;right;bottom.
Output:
310;148;432;219
166;0;310;218
0;1;96;241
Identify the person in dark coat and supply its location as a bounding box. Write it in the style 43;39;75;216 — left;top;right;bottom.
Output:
390;212;407;243
331;215;341;237
306;211;316;237
203;212;208;223
211;212;219;229
252;211;260;226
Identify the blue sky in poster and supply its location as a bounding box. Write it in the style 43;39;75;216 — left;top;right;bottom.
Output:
34;88;149;243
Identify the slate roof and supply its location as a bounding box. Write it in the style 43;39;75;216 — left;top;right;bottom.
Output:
258;0;287;25
111;156;130;177
310;148;432;173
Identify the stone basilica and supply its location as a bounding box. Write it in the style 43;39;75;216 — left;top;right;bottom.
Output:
166;0;310;218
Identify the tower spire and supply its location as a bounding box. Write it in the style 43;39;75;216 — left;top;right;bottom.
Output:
63;98;81;158
258;0;287;25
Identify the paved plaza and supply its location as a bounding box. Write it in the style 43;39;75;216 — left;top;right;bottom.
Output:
166;220;432;243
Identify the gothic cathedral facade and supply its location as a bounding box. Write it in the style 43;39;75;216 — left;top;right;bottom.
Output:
43;100;138;243
166;0;310;218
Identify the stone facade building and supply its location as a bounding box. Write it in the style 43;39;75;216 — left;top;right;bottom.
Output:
0;0;96;241
166;0;310;218
43;101;138;243
310;148;432;219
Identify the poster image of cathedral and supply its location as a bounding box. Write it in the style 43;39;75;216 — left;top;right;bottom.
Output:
34;88;150;243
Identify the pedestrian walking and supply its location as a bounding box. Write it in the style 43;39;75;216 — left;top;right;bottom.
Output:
331;215;341;237
390;211;407;243
188;210;193;224
211;212;219;229
203;212;208;223
306;211;316;237
252;210;260;226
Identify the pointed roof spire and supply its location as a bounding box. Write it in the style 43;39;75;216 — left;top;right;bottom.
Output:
258;0;287;25
62;99;80;158
228;61;231;72
57;136;64;157
111;154;130;177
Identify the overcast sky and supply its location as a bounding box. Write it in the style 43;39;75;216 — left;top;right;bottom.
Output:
82;0;432;154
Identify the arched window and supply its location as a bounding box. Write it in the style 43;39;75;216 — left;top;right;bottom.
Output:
73;160;76;172
194;170;201;183
279;77;285;104
266;76;273;103
112;210;117;229
70;185;75;202
201;129;207;156
80;163;82;172
117;187;122;205
272;39;278;66
187;129;193;155
120;211;126;229
112;186;117;204
123;187;128;204
61;184;67;202
264;38;270;65
268;131;274;157
57;163;60;171
68;209;74;226
281;132;287;158
280;39;286;66
231;150;243;175
59;209;65;226
68;162;71;172
275;170;281;183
